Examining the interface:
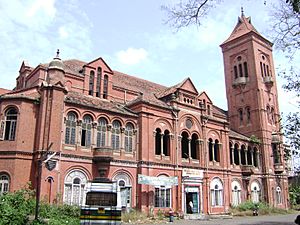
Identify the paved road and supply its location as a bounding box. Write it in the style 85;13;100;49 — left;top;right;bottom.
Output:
132;213;300;225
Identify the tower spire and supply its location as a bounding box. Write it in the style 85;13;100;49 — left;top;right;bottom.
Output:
241;7;245;17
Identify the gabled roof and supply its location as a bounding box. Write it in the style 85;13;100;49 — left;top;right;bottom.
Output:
221;13;268;46
156;77;198;99
85;57;113;74
198;91;213;104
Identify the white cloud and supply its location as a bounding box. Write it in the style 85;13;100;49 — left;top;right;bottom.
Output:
26;0;56;18
58;26;69;39
116;48;148;65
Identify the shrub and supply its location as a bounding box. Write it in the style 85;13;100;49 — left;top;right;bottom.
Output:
0;186;35;225
121;209;147;223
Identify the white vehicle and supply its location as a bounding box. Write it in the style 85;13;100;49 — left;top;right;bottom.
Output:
80;178;122;225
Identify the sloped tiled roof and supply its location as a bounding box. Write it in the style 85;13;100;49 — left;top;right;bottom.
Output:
65;91;138;117
113;71;171;108
0;88;11;95
155;78;188;99
212;105;228;118
222;15;262;45
229;129;250;141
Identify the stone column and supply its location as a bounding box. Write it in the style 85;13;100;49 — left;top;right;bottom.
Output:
231;146;235;165
238;148;241;165
76;120;82;145
92;122;97;147
161;134;164;155
212;142;215;161
188;138;191;159
251;149;254;166
107;124;112;148
245;149;248;165
120;127;125;150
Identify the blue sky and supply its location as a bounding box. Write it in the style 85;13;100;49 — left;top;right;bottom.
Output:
0;0;298;114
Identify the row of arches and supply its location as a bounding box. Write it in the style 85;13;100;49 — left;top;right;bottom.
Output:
65;112;135;152
229;143;259;167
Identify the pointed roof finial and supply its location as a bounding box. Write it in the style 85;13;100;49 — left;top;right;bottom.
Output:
241;7;245;17
56;49;60;58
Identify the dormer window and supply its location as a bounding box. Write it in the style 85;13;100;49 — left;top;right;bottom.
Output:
96;67;102;97
103;75;108;99
89;70;95;96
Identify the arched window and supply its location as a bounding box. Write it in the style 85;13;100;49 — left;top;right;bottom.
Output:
238;64;243;77
208;138;213;161
270;107;275;125
191;133;199;160
111;120;121;149
155;175;171;208
65;112;77;145
246;107;251;124
234;66;238;79
251;181;261;203
272;143;280;164
241;145;246;165
155;128;162;155
210;178;223;206
181;132;189;158
234;143;239;165
81;115;92;147
0;107;18;141
0;174;9;195
103;75;108;99
253;147;258;167
238;109;243;125
247;146;252;165
244;62;248;77
125;123;134;152
214;139;220;162
63;170;87;205
163;130;170;156
89;70;95;96
113;173;132;208
97;118;107;147
96;67;102;97
231;180;241;206
276;186;282;205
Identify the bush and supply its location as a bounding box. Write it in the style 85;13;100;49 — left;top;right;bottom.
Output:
230;201;289;216
0;186;35;225
0;185;80;225
121;209;147;223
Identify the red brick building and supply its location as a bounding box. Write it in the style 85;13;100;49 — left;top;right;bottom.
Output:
0;13;289;216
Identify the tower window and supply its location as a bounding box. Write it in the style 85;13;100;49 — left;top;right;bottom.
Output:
238;109;243;125
234;66;238;79
246;107;251;124
238;64;243;77
244;62;248;77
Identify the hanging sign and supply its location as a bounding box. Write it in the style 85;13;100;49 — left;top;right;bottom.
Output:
138;174;178;186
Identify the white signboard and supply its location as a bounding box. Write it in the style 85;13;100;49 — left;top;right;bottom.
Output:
138;174;178;186
182;168;204;178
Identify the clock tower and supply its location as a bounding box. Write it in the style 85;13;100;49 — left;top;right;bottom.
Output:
220;10;288;206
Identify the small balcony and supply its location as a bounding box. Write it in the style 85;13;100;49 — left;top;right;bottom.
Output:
233;77;248;87
263;76;273;87
93;147;117;162
274;163;284;174
241;165;254;176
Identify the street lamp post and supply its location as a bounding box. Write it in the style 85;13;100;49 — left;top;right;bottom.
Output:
34;148;56;221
